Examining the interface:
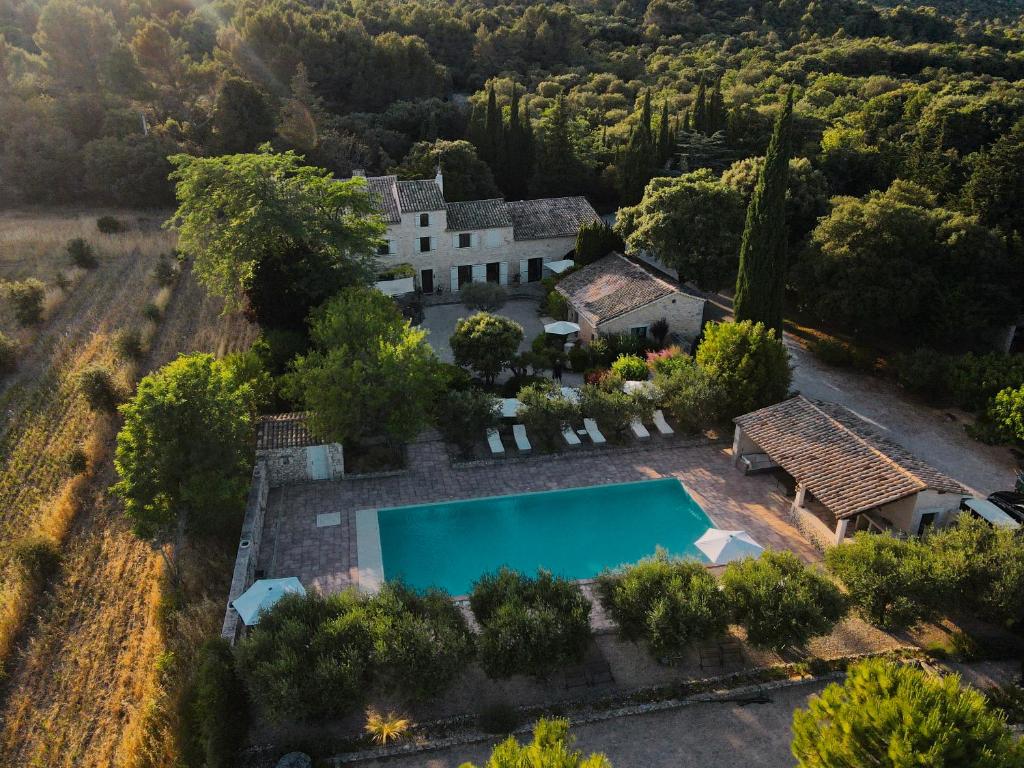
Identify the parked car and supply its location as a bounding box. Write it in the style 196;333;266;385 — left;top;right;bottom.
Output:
960;497;1021;530
987;492;1024;525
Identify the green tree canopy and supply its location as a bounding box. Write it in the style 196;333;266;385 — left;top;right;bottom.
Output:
615;170;745;290
792;659;1024;768
796;179;1020;349
825;533;946;629
397;139;500;202
112;354;258;539
459;718;611;768
596;550;729;658
964;119;1024;238
450;312;524;385
695;320;791;419
722;551;847;651
211;76;276;154
284;287;444;446
530;94;593;197
167;147;384;329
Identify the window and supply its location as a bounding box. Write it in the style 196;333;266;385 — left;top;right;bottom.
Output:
458;232;471;248
419;213;430;227
630;325;648;339
419;236;431;253
376;240;391;256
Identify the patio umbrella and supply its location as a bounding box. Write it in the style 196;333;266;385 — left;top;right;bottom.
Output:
231;577;306;626
695;528;763;565
544;320;581;335
559;386;581;403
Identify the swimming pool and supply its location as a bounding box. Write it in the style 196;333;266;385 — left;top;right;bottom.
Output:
356;478;714;596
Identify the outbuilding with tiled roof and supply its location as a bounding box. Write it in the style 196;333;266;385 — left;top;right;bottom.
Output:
256;413;344;487
555;252;706;344
732;396;968;547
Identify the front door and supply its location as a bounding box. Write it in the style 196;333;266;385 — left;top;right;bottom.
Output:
486;261;500;283
420;269;434;294
527;257;543;282
457;264;473;289
306;445;330;481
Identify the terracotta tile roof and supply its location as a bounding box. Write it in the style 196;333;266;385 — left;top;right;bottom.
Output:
733;396;967;518
396;179;446;212
555;252;688;325
505;196;600;240
364;175;400;223
256;413;318;450
445;199;513;231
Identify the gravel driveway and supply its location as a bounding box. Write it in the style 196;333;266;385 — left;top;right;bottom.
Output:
357;680;828;768
420;299;545;364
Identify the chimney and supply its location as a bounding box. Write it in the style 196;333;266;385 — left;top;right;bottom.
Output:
352;169;366;177
434;164;444;195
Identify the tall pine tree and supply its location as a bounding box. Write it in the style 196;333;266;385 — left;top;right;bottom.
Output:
482;84;501;166
693;78;708;135
503;85;534;200
734;91;794;334
708;79;726;134
657;100;671;164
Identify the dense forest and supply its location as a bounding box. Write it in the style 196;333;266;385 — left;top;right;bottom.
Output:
1;0;1022;348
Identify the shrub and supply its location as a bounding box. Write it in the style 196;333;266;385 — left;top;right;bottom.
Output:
378;262;415;280
65;447;89;475
646;346;688;376
54;271;72;292
67;238;98;268
365;708;412;746
567;345;591;372
517;381;581;450
12;535;61;586
189;638;249;768
948;352;1024;412
440;362;473;392
587;336;612;367
436;388;501;458
987;385;1024;444
478;701;521;735
460;281;507;311
825;533;945;629
649;318;670;346
792;659;1024;768
579;383;644;439
695;320;791;419
892;348;954;403
143;302;162;322
654;359;726;432
543;289;568;320
114;327;145;360
96;215;127;234
0;332;17;374
609;354;647;381
153;255;178;286
4;279;46;326
721;551;847;651
470;568;592;680
575;219;624;265
808;337;876;371
450;312;524;385
596;550;729;657
77;366;121;413
603;332;653;360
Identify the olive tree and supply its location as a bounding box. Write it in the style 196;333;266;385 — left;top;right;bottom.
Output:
450;312;524;385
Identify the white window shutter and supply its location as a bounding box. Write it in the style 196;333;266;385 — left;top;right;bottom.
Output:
452;234;458;248
499;261;508;286
450;266;458;291
471;263;485;283
518;259;528;281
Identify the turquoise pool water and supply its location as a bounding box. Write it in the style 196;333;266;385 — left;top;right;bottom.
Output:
376;478;713;595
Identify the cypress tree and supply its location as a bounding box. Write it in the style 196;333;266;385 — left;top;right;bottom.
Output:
504;86;533;200
657;101;671;164
483;84;500;165
639;89;653;145
734;91;794;334
708;79;725;134
693;78;707;135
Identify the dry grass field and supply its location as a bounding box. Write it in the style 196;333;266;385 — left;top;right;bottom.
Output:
0;209;257;766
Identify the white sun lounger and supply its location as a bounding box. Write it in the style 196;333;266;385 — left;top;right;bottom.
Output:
513;424;532;454
652;410;674;435
630;417;651;440
562;426;582;446
486;428;505;456
583;418;606;445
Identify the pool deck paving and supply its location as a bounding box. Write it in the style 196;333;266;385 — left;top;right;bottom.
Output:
256;434;820;597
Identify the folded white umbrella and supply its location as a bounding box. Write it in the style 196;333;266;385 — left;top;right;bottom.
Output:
501;398;521;418
544;320;581;335
695;528;764;565
232;577;306;626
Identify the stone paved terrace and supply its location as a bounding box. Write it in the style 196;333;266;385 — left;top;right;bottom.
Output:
255;434;820;595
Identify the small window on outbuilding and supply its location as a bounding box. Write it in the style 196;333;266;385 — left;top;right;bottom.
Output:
630;325;648;339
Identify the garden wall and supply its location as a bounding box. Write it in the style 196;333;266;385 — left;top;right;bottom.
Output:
221;461;270;644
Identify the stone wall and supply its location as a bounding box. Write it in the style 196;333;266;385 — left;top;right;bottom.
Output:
221;461;270;644
259;443;345;487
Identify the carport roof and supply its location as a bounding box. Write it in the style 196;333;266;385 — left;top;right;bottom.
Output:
734;396;966;518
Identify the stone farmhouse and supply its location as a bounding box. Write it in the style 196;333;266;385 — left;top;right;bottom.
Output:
354;168;600;294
